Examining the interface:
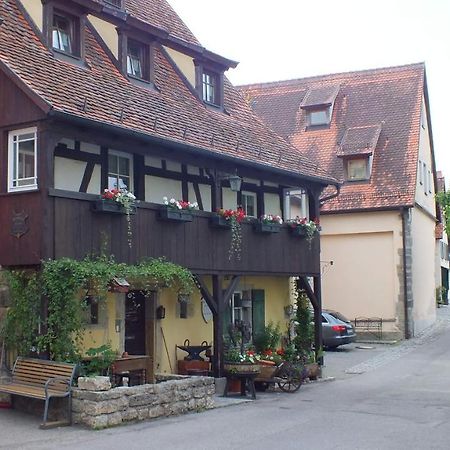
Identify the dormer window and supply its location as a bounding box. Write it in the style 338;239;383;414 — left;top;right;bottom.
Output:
346;158;369;181
195;61;224;109
300;85;339;129
127;40;144;79
307;108;331;127
52;14;73;54
119;32;154;87
202;71;218;105
44;3;84;61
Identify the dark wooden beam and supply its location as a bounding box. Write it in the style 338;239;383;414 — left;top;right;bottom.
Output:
193;182;204;211
181;164;188;201
100;146;108;191
143;165;211;185
79;161;95;193
54;144;102;164
194;275;217;315
222;275;241;307
212;275;224;377
134;154;145;200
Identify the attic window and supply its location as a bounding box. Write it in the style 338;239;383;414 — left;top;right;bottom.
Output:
44;3;84;61
307;108;331;127
346;158;369;181
202;71;219;105
119;33;154;86
52;14;73;54
127;40;145;79
195;62;224;109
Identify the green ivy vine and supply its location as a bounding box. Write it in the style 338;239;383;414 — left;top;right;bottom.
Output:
1;256;195;362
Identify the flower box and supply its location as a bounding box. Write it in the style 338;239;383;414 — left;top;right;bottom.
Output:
91;200;136;215
289;226;307;237
253;222;282;234
158;208;193;222
209;215;231;229
224;362;261;374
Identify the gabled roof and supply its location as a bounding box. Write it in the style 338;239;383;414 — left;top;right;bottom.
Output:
240;63;426;212
93;0;200;46
0;0;336;186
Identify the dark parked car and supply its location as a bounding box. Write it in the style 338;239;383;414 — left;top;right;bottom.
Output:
322;310;356;348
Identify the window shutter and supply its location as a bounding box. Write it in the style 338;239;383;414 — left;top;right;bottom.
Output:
251;289;265;340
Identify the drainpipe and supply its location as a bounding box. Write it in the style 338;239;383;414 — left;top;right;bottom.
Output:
320;184;341;205
401;207;412;339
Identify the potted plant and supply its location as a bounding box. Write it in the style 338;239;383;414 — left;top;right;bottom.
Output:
92;188;137;247
159;197;198;222
287;217;321;246
253;214;283;233
212;208;246;260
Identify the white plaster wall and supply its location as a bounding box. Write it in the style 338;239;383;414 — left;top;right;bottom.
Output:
145;155;162;168
87;165;101;195
145;176;182;203
188;183;211;211
164;47;196;87
264;193;281;216
222;188;237;210
54;157;86;191
411;207;437;334
320;211;404;334
416;97;437;216
88;15;119;58
20;0;43;31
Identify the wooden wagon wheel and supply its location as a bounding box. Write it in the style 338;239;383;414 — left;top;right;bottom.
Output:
277;363;304;393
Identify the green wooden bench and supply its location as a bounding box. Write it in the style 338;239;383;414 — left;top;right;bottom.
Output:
0;357;77;428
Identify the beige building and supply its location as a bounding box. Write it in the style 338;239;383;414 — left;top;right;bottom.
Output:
241;64;439;339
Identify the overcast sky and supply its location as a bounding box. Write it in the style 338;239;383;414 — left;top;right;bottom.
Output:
168;0;450;183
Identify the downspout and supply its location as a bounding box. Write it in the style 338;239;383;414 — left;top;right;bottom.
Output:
320;184;341;205
401;207;412;339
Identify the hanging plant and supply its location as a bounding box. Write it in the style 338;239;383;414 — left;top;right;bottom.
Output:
216;208;246;260
102;188;137;248
2;256;196;362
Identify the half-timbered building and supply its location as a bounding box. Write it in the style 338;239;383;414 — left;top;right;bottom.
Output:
0;0;338;376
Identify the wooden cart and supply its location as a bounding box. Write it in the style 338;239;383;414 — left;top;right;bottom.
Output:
254;360;307;393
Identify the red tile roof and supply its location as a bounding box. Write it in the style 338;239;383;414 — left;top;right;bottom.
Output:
93;0;201;46
0;0;336;186
240;64;425;212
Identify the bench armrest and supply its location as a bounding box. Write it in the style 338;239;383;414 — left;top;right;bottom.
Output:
44;376;72;397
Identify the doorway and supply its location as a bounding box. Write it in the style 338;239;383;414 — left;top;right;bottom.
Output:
125;291;146;355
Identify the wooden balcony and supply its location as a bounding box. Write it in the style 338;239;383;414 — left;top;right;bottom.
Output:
0;190;320;276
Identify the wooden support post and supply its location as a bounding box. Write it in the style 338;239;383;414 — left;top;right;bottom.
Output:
212;275;224;377
297;276;323;364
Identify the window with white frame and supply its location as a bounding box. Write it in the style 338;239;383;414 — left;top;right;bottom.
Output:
241;191;256;217
108;151;133;191
418;160;423;185
284;189;308;220
8;128;38;192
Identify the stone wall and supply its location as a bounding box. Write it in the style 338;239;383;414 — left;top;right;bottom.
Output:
72;376;216;429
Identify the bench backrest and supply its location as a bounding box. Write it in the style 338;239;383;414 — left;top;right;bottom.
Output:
12;357;77;392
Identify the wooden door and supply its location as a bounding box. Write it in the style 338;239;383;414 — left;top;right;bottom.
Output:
125;291;146;355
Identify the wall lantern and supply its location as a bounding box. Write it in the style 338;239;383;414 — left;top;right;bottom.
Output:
228;174;242;192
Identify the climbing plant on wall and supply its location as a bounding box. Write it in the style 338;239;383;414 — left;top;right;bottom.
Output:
437;191;450;237
1;256;196;362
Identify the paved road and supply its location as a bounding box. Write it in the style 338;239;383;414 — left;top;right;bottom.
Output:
2;307;450;449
